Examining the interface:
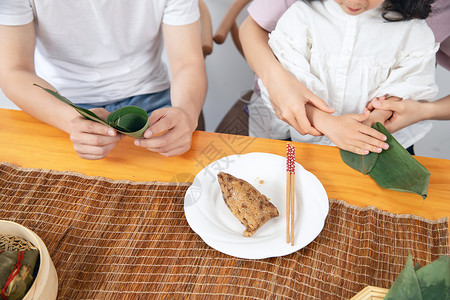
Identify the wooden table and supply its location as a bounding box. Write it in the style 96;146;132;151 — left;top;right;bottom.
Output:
1;108;449;299
1;108;449;220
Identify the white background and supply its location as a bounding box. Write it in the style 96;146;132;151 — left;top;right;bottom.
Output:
1;0;449;159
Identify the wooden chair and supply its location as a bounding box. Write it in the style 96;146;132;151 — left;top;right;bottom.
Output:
213;0;252;136
213;0;252;57
199;0;213;57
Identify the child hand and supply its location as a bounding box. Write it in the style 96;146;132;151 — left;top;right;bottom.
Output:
320;111;389;155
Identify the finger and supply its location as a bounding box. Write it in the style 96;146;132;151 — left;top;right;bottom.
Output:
372;99;402;112
76;118;119;137
306;93;335;113
358;126;389;150
349;110;370;122
352;139;384;153
307;127;323;136
367;96;386;110
292;112;324;136
293;110;313;136
135;129;190;153
89;108;111;121
158;145;191;157
70;130;123;146
73;143;117;160
342;145;370;155
146;110;175;138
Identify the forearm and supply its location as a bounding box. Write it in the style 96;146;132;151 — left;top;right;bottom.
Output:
163;21;207;131
0;23;77;133
426;95;450;120
1;69;78;133
240;16;295;94
170;62;207;129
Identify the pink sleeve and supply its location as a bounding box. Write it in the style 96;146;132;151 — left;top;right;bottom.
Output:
247;0;296;32
436;38;450;71
426;0;450;70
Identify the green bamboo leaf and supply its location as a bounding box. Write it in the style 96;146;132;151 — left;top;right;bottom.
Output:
4;249;39;300
416;256;450;299
340;123;430;200
106;106;149;138
385;254;422;300
34;84;149;138
340;149;378;174
33;84;108;125
368;123;430;200
0;251;17;289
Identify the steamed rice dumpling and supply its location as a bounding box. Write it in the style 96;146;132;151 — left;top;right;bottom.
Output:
0;235;39;300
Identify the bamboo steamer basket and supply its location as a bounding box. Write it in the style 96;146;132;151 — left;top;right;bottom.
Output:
350;286;389;300
0;220;58;300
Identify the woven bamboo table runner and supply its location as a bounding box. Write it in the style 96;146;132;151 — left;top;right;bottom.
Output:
0;162;448;300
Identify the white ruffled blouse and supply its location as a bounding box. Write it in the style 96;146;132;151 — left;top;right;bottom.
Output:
259;0;439;148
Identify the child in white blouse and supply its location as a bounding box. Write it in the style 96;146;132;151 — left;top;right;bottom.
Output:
254;0;438;155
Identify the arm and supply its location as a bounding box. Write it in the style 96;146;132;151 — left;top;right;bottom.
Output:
135;21;207;157
370;95;450;133
239;16;333;136
305;105;389;155
0;23;122;160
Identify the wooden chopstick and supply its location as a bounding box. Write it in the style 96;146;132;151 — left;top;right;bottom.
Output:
286;144;296;246
290;154;295;246
286;164;291;244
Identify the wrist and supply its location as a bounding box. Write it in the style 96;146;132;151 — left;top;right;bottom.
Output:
261;60;291;91
306;105;333;134
174;105;200;132
422;101;437;121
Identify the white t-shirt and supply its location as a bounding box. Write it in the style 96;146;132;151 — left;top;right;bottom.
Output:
258;0;439;149
0;0;200;104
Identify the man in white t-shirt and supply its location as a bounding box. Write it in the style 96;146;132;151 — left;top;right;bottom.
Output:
0;0;207;159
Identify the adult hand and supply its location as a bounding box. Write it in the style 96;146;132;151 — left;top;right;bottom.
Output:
134;107;196;157
69;108;124;160
239;16;333;137
266;71;333;136
319;111;389;155
370;98;425;133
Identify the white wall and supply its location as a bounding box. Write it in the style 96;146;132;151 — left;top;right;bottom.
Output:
414;65;450;159
1;0;449;159
202;0;254;132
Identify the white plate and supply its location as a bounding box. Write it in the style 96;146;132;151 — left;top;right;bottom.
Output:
184;152;328;259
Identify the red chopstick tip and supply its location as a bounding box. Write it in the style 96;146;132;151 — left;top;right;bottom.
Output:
286;144;296;174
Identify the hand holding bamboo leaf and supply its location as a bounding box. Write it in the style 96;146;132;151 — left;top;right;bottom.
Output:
340;123;430;200
34;84;149;138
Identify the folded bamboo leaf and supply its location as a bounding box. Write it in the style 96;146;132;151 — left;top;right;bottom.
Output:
368;123;430;200
385;254;423;300
340;123;430;200
34;84;149;138
340;149;378;174
106;106;149;138
416;256;450;299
